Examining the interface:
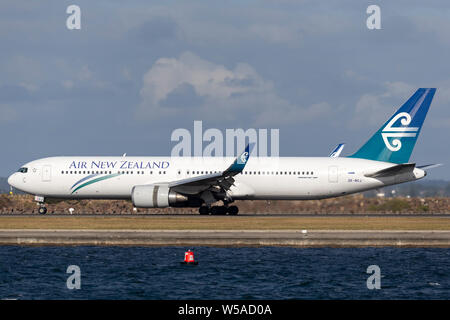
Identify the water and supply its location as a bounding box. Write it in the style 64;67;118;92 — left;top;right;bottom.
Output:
0;246;449;299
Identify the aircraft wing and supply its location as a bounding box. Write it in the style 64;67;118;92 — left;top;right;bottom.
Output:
364;163;416;178
169;144;254;196
329;143;345;157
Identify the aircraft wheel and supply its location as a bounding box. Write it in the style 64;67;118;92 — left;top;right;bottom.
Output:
227;206;239;215
218;206;227;215
38;207;47;215
210;206;220;215
211;206;229;215
199;206;210;215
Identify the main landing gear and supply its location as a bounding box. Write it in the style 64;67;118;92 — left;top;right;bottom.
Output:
198;205;239;215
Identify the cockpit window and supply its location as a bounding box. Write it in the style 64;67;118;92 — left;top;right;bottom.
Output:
17;167;28;173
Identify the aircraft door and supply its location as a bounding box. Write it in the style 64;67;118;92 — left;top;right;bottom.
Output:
328;165;338;183
42;165;52;182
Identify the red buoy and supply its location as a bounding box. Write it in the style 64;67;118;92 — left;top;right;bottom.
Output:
181;249;198;265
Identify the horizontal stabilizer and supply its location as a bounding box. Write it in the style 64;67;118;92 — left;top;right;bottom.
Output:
364;163;416;178
417;163;443;170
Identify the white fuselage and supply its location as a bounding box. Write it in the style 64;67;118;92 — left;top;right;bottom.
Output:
8;156;425;201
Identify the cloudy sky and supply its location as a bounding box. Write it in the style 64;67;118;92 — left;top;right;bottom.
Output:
1;0;449;179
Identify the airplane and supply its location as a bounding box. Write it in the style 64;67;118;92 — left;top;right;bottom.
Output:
8;88;440;215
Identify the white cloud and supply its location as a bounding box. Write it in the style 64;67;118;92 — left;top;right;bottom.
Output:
137;51;332;125
351;81;416;127
18;82;38;92
140;51;270;102
60;64;107;90
62;80;74;89
77;66;94;81
380;81;415;99
351;81;450;130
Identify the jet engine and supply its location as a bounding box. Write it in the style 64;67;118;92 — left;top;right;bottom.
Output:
132;184;195;208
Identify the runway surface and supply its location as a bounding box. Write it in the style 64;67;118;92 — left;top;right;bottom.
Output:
1;214;450;247
2;229;450;247
2;213;450;217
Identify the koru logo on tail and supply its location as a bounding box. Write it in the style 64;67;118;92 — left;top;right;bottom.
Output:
381;112;419;151
240;152;249;163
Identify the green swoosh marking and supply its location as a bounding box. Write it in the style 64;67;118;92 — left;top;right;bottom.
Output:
71;173;120;194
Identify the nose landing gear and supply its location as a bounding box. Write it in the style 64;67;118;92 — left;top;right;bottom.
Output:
34;195;47;215
38;206;47;215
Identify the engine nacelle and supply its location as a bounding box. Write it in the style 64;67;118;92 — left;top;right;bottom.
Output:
131;184;188;208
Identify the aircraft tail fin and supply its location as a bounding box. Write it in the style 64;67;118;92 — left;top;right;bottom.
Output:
348;88;436;164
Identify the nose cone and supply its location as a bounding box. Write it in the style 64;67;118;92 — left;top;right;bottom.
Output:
8;173;17;188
